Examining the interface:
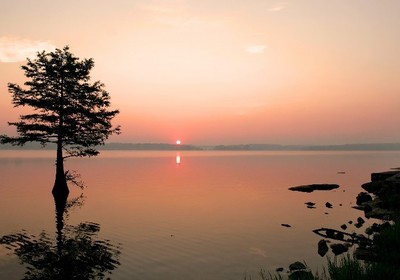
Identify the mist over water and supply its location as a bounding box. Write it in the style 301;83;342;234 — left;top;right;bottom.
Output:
1;150;399;279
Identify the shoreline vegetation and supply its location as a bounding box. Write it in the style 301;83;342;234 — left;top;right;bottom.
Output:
1;142;400;151
247;169;400;280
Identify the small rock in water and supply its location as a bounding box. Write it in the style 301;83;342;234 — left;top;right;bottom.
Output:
325;202;333;208
348;221;353;224
340;224;347;230
355;217;365;228
276;267;284;272
318;239;329;257
305;201;316;209
337;171;346;174
281;223;291;228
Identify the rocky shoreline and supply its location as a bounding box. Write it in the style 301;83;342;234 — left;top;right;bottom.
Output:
353;170;400;262
283;169;400;278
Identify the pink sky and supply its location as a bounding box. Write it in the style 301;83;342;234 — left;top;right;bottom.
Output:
1;0;399;145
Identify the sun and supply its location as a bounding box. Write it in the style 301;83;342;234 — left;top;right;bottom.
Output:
176;140;181;145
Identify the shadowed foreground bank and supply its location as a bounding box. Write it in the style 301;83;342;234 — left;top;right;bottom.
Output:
246;169;400;280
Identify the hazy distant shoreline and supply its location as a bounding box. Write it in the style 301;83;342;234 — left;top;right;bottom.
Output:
1;142;400;151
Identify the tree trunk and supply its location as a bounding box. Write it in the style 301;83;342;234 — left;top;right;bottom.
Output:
52;140;69;196
53;79;69;197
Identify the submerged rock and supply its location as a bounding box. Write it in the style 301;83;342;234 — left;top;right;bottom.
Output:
305;202;316;209
289;184;339;193
281;223;291;228
313;228;358;243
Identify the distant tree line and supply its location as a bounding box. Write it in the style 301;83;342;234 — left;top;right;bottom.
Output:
2;142;400;151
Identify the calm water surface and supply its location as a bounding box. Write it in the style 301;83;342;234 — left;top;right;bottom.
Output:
1;150;399;279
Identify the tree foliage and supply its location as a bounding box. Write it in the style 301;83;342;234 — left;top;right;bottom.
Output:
0;46;120;159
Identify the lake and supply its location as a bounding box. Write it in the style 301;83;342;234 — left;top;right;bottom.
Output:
0;150;399;279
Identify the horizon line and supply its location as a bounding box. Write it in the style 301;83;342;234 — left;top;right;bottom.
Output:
1;142;400;151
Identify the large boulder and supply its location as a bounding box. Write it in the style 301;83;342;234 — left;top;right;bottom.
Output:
356;192;373;205
371;171;400;181
361;181;382;194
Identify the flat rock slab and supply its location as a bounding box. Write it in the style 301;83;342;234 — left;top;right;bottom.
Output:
289;184;339;193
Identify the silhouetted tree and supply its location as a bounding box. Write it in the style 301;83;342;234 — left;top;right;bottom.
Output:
0;46;120;196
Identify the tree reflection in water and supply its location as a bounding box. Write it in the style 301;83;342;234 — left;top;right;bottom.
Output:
0;191;121;280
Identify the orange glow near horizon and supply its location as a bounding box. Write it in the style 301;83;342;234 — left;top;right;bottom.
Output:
1;1;400;145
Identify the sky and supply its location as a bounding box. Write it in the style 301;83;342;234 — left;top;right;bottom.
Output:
0;0;399;145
